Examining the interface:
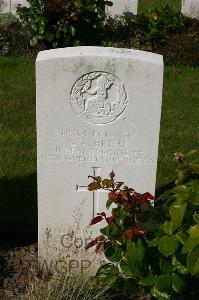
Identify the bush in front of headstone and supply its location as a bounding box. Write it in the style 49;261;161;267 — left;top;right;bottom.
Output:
86;150;199;299
16;0;113;49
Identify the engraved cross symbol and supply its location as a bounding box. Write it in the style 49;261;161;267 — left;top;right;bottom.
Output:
76;167;107;218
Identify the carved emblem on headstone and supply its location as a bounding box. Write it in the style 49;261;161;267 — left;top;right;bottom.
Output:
70;71;128;125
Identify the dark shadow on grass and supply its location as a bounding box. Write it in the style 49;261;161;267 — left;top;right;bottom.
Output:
0;174;37;247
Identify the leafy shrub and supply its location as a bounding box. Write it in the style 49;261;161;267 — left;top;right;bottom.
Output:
137;4;184;46
0;32;9;56
17;0;112;49
86;150;199;299
0;13;32;56
103;13;138;48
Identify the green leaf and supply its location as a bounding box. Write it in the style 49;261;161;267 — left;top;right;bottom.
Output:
140;219;161;233
182;225;199;253
188;224;199;237
105;243;123;263
45;32;54;42
172;255;188;275
190;191;199;205
155;274;172;292
169;202;187;232
70;25;76;37
96;263;119;286
171;185;190;203
106;198;113;209
158;236;179;257
39;22;45;34
94;176;102;183
159;258;173;274
108;223;120;238
139;273;155;286
102;179;113;188
163;220;173;235
30;36;38;46
120;239;145;277
151;287;170;300
186;245;199;274
171;273;185;293
181;237;199;254
175;232;188;244
88;182;101;191
100;225;110;236
193;214;199;224
147;238;159;247
175;171;186;185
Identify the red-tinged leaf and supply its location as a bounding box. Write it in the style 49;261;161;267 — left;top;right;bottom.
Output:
109;192;119;201
97;212;106;218
112;208;117;217
96;242;104;254
106;217;113;225
85;239;97;249
141;196;148;207
110;171;115;179
143;192;157;201
132;192;139;207
132;226;145;236
124;228;134;240
120;191;130;202
96;235;106;242
90;215;103;225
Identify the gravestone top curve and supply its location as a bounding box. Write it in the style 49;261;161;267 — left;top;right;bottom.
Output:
37;46;163;65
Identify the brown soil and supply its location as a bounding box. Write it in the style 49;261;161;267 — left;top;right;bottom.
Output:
0;244;38;298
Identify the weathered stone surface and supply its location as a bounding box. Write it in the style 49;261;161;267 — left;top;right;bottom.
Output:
36;46;163;272
181;0;199;19
1;0;28;13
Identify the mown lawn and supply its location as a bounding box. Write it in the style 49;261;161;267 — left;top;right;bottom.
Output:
0;57;198;238
0;58;36;241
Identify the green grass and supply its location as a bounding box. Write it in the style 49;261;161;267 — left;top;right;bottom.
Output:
0;58;37;240
0;57;198;238
138;0;181;13
157;66;199;191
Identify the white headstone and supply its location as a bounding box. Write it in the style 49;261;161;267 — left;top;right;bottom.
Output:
181;0;199;19
37;46;163;272
1;0;28;13
106;0;138;17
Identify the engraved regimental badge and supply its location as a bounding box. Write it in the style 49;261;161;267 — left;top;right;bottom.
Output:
70;71;128;125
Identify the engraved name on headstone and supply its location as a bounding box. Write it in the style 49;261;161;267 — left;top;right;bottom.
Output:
37;46;163;270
